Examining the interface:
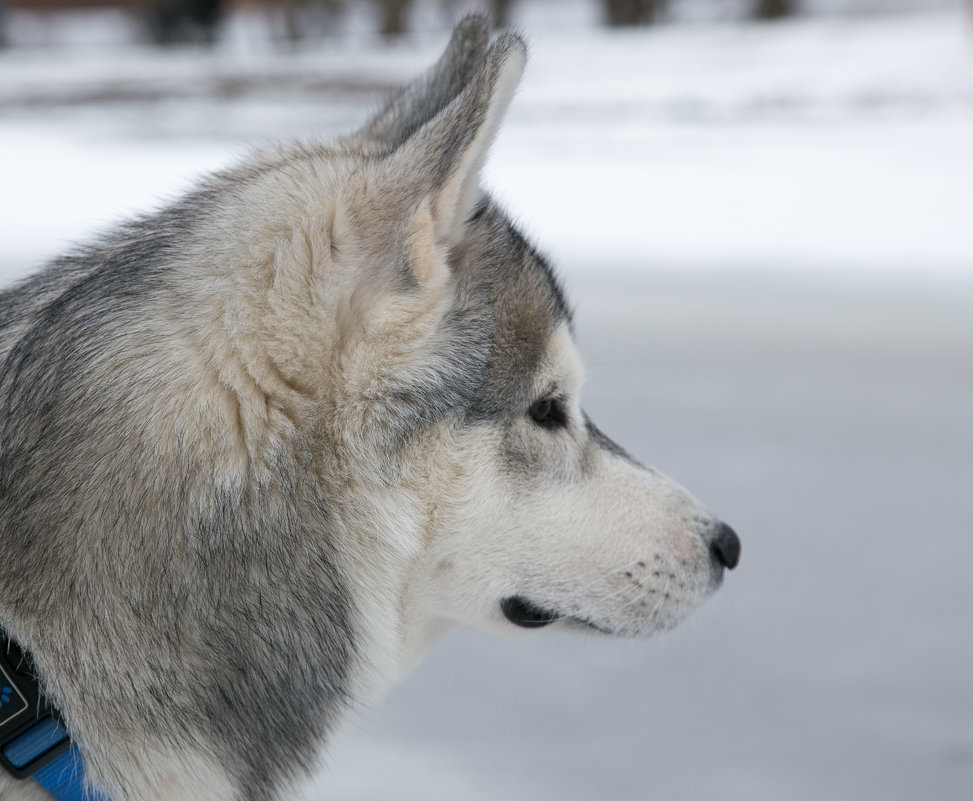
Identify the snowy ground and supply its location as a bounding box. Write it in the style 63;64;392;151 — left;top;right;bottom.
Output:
1;5;972;801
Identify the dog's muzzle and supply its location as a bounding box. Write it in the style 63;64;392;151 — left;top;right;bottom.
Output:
500;524;741;632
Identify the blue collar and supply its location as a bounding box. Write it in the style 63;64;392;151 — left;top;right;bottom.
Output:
1;633;110;801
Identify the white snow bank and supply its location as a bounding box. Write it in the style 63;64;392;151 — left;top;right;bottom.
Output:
1;9;971;285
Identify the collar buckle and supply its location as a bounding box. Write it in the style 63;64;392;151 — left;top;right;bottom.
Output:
0;635;70;780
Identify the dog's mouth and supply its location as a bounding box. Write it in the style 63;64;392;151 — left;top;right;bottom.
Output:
499;595;610;633
500;595;559;628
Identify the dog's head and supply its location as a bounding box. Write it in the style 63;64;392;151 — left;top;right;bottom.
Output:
0;20;736;798
219;16;739;677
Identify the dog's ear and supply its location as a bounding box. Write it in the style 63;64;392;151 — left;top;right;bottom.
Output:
330;29;524;294
386;32;526;253
357;14;491;151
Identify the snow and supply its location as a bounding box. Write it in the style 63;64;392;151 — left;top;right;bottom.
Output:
1;6;972;801
484;11;973;275
1;7;971;282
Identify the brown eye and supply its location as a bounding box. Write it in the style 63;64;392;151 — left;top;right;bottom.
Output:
529;397;567;429
530;399;552;423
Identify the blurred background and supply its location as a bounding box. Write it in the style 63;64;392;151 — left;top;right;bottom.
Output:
1;0;972;799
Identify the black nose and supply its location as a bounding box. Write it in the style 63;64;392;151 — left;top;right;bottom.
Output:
710;522;741;570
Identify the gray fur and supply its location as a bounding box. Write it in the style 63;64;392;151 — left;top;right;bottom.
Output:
0;197;355;801
459;199;572;423
584;413;642;468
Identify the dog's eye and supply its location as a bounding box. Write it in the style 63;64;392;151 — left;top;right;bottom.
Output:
529;398;567;429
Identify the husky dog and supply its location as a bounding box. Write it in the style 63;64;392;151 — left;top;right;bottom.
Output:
0;16;740;801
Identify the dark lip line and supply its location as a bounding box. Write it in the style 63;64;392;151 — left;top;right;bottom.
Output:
501;595;620;635
514;610;612;634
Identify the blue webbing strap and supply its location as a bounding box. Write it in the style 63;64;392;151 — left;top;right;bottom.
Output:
2;717;110;801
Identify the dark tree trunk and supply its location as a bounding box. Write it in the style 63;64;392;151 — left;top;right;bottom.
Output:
376;0;411;36
147;0;223;44
753;0;795;20
492;0;514;28
602;0;665;27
